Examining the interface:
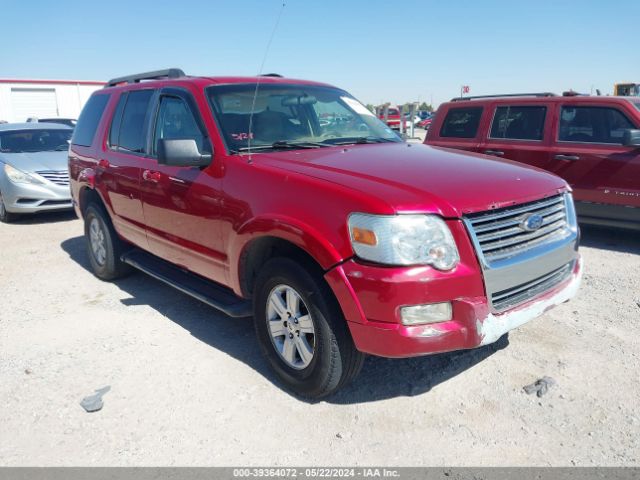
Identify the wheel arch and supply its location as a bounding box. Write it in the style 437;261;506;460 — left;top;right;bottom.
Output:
232;216;348;299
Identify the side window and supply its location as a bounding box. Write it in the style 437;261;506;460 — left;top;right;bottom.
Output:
440;107;483;138
108;93;127;148
559;106;635;144
490;106;546;140
112;90;154;153
152;96;206;155
71;94;110;146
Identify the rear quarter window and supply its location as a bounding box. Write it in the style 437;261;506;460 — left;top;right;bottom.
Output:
440;107;483;138
71;94;110;147
110;89;154;153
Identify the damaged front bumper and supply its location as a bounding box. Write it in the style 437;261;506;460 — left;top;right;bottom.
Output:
326;255;582;358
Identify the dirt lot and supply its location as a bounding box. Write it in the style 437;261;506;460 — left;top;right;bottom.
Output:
1;210;639;466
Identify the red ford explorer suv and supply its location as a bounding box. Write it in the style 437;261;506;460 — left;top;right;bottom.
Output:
69;70;582;398
426;93;640;230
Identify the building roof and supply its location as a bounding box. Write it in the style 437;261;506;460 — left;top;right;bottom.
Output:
0;79;105;86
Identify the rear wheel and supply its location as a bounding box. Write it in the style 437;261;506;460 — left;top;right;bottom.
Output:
0;191;19;223
84;203;131;280
253;258;365;398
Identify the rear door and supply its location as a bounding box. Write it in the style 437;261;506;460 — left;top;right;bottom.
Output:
479;102;551;168
100;89;156;248
426;104;486;153
549;102;640;221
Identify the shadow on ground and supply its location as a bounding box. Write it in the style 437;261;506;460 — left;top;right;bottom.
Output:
9;210;77;225
579;225;640;255
61;235;507;404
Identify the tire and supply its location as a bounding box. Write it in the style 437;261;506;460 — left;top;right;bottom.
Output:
253;257;365;398
84;203;132;280
0;191;19;223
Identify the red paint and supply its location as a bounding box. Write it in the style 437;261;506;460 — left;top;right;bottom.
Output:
70;75;579;358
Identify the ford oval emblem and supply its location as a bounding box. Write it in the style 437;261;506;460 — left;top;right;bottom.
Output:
521;213;544;231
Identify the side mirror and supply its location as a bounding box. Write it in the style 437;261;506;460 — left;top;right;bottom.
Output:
157;139;212;167
622;129;640;147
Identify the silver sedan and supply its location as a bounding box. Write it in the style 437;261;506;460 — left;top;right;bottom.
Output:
0;122;73;222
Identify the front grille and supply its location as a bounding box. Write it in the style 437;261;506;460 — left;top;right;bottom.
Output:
466;195;569;263
491;262;573;311
36;170;69;186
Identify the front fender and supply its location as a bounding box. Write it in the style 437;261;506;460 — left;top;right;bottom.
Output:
227;214;348;295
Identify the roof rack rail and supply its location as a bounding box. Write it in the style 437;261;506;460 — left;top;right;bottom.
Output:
260;73;283;77
451;92;556;102
105;68;186;87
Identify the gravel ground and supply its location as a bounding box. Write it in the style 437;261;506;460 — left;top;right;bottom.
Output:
1;210;639;466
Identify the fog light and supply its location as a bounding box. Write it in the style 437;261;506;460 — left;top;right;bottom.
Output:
401;302;452;325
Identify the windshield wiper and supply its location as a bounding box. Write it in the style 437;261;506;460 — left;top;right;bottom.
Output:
236;140;329;153
327;136;397;146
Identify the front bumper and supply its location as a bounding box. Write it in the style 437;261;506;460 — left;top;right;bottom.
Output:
325;255;582;359
0;176;72;214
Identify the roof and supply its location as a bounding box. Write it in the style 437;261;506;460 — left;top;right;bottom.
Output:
0;122;73;132
101;74;335;92
448;94;639;105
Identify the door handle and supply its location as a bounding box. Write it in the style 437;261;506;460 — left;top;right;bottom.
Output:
142;170;162;183
554;154;580;161
484;150;504;156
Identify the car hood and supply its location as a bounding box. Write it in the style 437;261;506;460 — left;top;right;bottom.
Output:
0;150;69;173
254;143;568;217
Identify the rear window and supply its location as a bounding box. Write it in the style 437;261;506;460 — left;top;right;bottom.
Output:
440;107;483;138
71;94;110;146
0;129;72;153
490;106;546;140
110;90;154;153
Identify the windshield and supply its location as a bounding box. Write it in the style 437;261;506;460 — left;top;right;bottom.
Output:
0;129;72;153
207;84;400;152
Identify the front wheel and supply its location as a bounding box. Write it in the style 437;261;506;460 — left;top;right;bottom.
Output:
0;191;19;223
253;258;365;398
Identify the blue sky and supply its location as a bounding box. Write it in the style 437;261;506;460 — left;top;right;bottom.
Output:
1;0;638;107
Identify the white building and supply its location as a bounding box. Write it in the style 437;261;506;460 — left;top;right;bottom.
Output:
0;79;105;123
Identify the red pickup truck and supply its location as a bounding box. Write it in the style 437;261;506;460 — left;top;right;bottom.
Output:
426;93;640;230
69;70;582;398
377;106;405;130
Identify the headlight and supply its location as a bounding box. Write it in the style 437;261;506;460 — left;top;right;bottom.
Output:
348;213;460;270
564;193;578;233
4;164;42;185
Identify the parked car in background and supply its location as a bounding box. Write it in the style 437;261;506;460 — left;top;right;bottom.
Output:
417;110;432;120
377;106;404;130
425;93;640;230
404;113;421;128
70;69;581;398
417;114;434;130
0;122;73;222
39;118;77;128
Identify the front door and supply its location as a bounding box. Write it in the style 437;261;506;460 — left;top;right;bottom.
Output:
548;103;640;222
140;88;226;284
